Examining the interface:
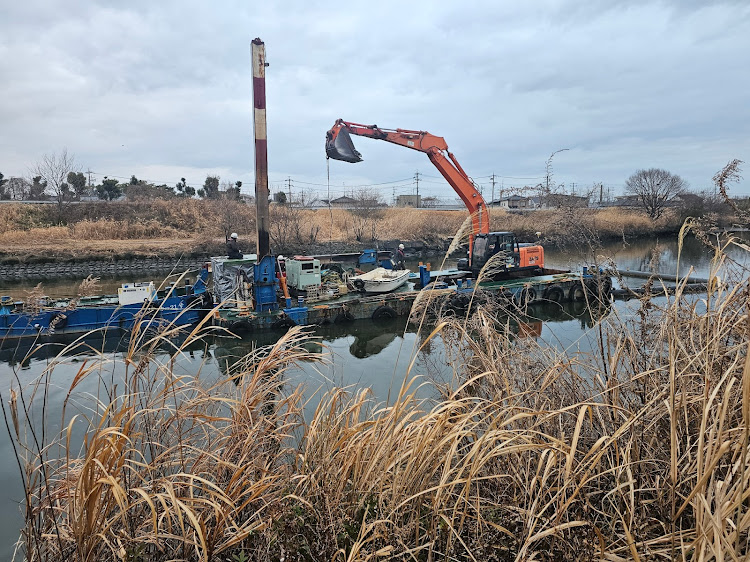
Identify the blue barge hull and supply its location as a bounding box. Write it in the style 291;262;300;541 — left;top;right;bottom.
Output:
0;269;210;339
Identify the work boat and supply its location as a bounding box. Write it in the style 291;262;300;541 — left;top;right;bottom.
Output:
350;267;410;294
0;267;210;339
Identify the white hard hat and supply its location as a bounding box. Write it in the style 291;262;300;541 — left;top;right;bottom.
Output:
399;244;404;249
230;232;238;239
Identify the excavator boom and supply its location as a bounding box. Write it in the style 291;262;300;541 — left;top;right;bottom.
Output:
325;119;545;276
326;120;490;245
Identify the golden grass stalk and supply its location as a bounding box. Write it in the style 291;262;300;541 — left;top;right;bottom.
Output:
8;230;750;560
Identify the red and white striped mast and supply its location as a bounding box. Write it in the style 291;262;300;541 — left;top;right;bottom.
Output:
251;38;270;258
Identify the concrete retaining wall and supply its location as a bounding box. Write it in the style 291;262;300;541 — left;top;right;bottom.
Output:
0;239;452;281
0;258;207;280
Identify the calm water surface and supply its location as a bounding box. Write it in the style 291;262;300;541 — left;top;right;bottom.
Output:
0;233;747;559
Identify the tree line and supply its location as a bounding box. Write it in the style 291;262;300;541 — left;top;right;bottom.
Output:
0;149;247;221
2;149;329;208
2;150;745;223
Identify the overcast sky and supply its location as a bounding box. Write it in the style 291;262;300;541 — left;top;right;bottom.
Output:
2;0;748;202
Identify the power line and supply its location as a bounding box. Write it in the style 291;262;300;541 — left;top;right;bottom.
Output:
422;173;545;181
293;177;413;188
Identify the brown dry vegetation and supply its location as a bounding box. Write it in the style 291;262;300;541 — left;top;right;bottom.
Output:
6;162;747;560
5;216;750;560
0;200;685;263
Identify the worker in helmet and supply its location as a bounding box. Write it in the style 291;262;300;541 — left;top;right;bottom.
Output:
395;243;406;270
226;232;242;259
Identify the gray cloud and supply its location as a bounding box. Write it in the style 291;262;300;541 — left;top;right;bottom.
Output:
1;0;748;200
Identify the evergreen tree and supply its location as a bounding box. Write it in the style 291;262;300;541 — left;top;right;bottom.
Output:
96;177;123;200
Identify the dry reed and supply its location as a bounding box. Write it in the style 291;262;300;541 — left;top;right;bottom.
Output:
0;200;690;260
6;207;750;560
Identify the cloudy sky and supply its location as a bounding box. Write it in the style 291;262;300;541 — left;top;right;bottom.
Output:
1;0;748;202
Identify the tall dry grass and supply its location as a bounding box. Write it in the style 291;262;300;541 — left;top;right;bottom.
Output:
490;206;676;241
5;167;750;559
6;229;750;560
0;200;683;258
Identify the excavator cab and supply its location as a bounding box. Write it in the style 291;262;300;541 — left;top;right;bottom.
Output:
460;231;544;277
470;232;520;274
326;126;363;163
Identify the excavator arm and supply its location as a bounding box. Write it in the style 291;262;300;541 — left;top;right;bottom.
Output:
326;120;490;250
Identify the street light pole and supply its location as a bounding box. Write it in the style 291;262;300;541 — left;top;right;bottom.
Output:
542;148;569;208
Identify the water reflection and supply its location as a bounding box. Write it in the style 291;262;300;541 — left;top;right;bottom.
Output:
0;331;128;368
0;297;614;372
546;232;749;280
0;329;211;369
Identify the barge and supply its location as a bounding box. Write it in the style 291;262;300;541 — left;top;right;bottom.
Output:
0;267;210;339
213;254;611;333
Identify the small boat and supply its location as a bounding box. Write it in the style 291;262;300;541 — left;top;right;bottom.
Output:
0;267;211;339
350;267;410;294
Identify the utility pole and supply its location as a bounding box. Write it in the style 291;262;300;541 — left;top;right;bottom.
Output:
286;176;293;206
490;173;496;206
86;169;93;187
392;186;396;206
414;171;420;208
252;37;270;257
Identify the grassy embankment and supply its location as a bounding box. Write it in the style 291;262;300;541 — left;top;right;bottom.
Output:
5;214;750;560
0;199;687;263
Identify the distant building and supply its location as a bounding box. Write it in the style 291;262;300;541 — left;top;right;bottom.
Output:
322;196;357;207
396;194;422;207
613;195;641;207
542;193;589;209
492;195;534;209
79;188;99;202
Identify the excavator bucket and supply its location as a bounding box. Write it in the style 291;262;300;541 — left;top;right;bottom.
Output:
326;127;363;163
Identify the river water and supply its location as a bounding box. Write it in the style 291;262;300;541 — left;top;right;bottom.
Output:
0;233;747;559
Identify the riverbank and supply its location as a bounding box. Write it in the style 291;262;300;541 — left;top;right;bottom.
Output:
0;201;695;266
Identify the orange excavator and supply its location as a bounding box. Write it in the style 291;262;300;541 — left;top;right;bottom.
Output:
325;119;544;277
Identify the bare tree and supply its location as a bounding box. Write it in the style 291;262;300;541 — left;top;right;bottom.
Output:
220;179;241;200
216;191;247;240
32;149;76;221
350;188;386;241
296;188;319;208
269;204;302;250
625;168;687;219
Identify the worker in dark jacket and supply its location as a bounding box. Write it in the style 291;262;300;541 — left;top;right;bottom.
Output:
395;243;406;270
226;232;242;259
